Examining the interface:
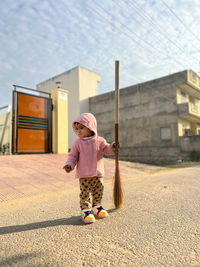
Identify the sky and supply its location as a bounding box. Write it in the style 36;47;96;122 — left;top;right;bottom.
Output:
0;0;200;108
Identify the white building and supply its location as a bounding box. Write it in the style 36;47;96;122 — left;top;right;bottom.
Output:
37;66;101;149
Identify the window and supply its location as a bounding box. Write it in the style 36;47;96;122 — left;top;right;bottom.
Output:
160;127;171;140
182;123;190;136
181;91;187;103
183;129;192;136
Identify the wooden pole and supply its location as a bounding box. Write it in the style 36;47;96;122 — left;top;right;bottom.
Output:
113;60;123;209
115;60;119;167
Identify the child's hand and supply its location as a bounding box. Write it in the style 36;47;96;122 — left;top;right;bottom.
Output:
63;165;71;173
113;142;120;149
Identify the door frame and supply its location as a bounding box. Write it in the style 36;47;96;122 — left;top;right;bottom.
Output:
12;85;52;154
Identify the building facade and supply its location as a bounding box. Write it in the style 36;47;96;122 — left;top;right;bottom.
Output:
37;66;101;149
89;70;200;164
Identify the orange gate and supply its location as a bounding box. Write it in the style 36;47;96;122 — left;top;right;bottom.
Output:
12;86;52;154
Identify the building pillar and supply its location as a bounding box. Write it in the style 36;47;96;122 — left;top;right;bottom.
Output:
51;89;68;153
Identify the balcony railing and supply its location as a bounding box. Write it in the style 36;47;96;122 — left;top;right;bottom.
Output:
190;103;200;115
178;102;200;121
187;70;200;90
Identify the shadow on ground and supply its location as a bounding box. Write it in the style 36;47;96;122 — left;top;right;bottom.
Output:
0;208;117;235
0;252;41;266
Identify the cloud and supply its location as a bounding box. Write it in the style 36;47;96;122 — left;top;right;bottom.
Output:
0;0;200;107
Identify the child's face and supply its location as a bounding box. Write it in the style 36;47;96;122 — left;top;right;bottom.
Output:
74;123;93;138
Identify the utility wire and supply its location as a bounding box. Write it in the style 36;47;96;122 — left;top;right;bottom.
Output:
59;0;137;85
102;0;167;55
110;0;194;68
86;1;199;105
73;1;200;107
85;3;185;101
62;0;146;85
86;2;187;70
128;0;199;64
125;0;199;67
85;4;160;65
160;0;200;44
86;4;154;56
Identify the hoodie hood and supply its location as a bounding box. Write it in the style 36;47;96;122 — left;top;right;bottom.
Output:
73;113;97;137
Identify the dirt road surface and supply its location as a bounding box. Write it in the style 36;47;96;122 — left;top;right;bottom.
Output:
0;155;200;266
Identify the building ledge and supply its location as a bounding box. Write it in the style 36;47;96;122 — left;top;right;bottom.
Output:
178;102;200;122
178;70;200;98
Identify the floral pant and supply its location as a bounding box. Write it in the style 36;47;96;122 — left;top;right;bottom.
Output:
79;177;104;210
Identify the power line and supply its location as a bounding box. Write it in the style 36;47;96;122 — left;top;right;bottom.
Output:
160;0;200;44
59;0;199;97
85;4;157;62
113;0;196;67
104;0;199;71
129;0;199;64
102;0;167;55
124;0;199;67
85;1;187;70
115;0;195;69
85;1;200;104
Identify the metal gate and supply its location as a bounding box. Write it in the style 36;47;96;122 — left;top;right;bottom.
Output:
12;85;52;154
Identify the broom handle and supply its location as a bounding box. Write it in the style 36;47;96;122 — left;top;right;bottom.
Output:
115;60;119;167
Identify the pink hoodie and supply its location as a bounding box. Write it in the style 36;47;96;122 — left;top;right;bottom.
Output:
65;113;114;179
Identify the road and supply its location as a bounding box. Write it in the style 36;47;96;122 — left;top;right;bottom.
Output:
0;162;200;266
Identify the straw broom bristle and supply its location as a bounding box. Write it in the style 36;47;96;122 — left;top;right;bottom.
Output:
114;165;123;209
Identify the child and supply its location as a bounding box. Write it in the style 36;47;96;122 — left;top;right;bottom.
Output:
63;113;117;224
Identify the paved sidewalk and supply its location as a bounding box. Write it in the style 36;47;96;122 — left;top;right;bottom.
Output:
0;154;76;202
0;154;160;203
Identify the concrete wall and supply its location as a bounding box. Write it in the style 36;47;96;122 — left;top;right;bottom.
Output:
37;66;100;149
90;71;188;164
179;135;200;161
180;136;200;152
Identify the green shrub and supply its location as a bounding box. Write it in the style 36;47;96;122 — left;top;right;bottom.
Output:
0;143;9;155
190;150;200;162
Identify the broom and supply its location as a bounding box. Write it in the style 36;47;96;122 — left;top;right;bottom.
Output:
113;60;123;209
